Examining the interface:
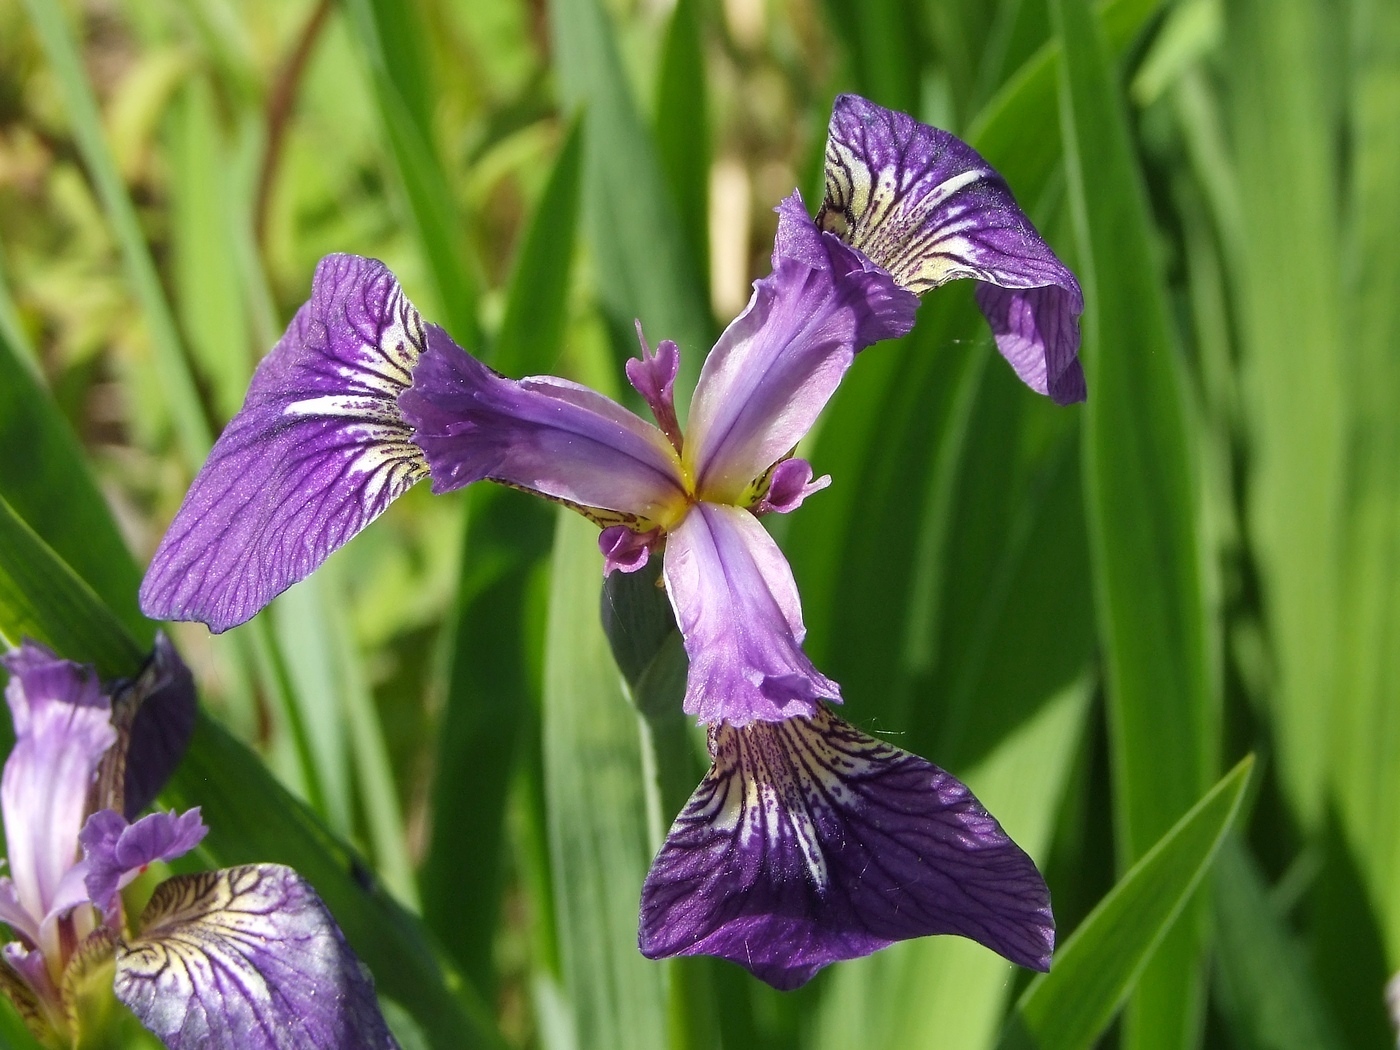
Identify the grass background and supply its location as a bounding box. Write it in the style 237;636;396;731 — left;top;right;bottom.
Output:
0;0;1396;1047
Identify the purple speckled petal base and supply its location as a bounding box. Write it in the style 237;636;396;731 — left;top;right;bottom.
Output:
663;503;839;726
114;864;397;1050
639;707;1053;990
818;94;1085;404
140;255;430;633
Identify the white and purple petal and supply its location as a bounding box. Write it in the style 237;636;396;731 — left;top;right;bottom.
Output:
818;94;1085;404
1;642;115;931
140;254;430;633
639;707;1053;989
684;214;916;504
80;808;208;917
401;327;688;528
113;864;397;1050
662;503;839;726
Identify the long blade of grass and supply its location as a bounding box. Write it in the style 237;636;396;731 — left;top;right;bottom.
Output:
999;756;1254;1050
652;0;709;293
542;510;668;1050
1053;0;1218;1047
21;0;211;464
548;0;712;391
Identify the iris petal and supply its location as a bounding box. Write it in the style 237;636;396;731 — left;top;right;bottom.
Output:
140;254;430;632
819;94;1085;404
80;808;208;917
662;503;839;726
113;864;397;1050
639;707;1054;989
401;328;688;529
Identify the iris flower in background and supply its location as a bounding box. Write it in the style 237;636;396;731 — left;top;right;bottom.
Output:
139;95;1081;989
0;639;397;1049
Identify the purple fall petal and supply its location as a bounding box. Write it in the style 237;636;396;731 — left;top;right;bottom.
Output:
140;254;430;633
818;94;1085;404
113;864;397;1050
684;213;915;504
662;503;839;726
80;808;208;917
639;707;1054;990
121;634;197;819
1;642;115;932
401;327;688;529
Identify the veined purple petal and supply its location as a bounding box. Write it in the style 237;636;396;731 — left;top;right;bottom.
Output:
140;254;430;633
1;642;115;933
684;211;916;504
818;94;1086;404
662;503;839;726
113;864;397;1050
120;634;197;819
401;326;688;529
80;808;208;917
639;707;1054;989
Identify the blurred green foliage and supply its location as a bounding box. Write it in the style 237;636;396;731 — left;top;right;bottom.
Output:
0;0;1397;1047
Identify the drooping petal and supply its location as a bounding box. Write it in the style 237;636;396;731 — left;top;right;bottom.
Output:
140;254;430;633
401;327;689;529
639;707;1054;989
113;864;397;1050
662;503;839;726
112;634;197;819
684;207;917;504
1;642;115;930
818;94;1086;404
80;808;208;917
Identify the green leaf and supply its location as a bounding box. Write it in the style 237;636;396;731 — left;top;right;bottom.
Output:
998;756;1254;1050
1211;839;1347;1050
548;0;712;393
653;0;710;287
542;510;668;1050
1053;0;1218;1045
492;118;585;376
342;0;481;347
21;0;212;465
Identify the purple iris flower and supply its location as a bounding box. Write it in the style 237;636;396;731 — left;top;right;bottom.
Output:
0;640;397;1049
138;94;1079;989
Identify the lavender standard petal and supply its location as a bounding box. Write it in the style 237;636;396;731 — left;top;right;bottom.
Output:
1;642;115;929
80;808;208;916
818;94;1085;404
639;707;1053;989
114;864;397;1050
662;503;839;726
684;222;915;504
140;255;430;633
401;326;688;528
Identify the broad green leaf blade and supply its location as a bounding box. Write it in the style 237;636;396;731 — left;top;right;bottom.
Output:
342;0;481;346
653;0;709;292
493;118;585;375
21;0;211;465
0;328;149;642
813;678;1091;1050
1225;0;1344;828
1053;0;1217;1046
0;495;505;1050
548;0;712;391
0;493;142;679
1000;756;1254;1050
543;510;667;1050
1211;839;1347;1050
